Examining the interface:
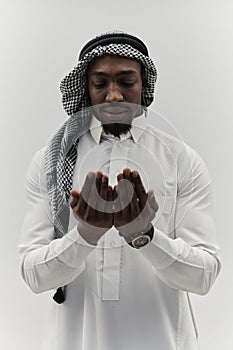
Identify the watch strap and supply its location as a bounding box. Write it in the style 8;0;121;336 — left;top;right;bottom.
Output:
119;223;154;246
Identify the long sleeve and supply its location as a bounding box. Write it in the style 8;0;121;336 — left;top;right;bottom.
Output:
18;149;95;294
140;145;221;295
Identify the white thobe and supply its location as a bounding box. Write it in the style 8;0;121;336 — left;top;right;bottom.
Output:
19;114;221;350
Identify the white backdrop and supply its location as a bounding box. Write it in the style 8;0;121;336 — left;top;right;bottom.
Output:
0;0;232;349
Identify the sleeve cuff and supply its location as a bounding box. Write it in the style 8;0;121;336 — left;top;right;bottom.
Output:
50;227;96;268
139;228;178;270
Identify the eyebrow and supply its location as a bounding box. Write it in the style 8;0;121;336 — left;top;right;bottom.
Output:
89;69;138;77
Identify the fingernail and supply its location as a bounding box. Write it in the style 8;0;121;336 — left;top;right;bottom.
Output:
96;171;102;178
123;168;131;175
88;171;94;179
102;175;108;183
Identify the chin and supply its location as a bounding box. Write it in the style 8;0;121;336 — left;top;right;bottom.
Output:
102;123;132;137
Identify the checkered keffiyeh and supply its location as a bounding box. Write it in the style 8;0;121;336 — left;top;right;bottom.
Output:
44;111;91;238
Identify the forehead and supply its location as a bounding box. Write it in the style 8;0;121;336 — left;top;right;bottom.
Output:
87;54;142;75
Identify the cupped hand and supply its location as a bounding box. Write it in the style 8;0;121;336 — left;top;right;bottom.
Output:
70;171;114;245
70;169;158;245
113;169;159;238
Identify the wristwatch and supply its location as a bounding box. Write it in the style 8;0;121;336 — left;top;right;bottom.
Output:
120;224;154;249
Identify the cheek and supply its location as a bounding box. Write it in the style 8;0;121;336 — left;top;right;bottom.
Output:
88;89;102;105
128;89;142;103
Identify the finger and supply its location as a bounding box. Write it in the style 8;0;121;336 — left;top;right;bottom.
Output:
85;172;100;213
70;189;80;197
98;175;109;212
117;175;136;230
79;172;95;205
107;186;113;202
123;168;135;201
131;170;147;210
106;187;114;226
115;176;123;212
107;185;112;199
100;175;108;200
95;171;103;194
70;192;80;209
117;173;130;212
78;172;95;215
70;192;84;221
112;185;120;211
122;169;141;218
90;171;103;208
148;189;159;212
117;171;134;207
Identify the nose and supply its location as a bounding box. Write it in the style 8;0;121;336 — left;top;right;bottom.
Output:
105;83;124;102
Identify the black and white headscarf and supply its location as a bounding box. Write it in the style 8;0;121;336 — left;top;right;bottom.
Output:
44;32;158;239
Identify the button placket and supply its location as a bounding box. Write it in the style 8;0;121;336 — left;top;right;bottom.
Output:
100;139;129;300
101;229;122;301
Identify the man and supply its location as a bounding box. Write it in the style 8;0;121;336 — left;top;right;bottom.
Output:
19;31;221;350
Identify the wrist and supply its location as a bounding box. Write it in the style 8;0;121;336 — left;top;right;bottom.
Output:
119;223;154;249
77;222;108;246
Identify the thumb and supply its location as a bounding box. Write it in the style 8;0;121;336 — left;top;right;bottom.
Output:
148;190;159;212
70;190;80;209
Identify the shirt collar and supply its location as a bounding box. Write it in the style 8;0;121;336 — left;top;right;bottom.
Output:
89;111;147;144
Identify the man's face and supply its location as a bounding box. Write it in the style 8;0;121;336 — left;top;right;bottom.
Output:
87;55;144;127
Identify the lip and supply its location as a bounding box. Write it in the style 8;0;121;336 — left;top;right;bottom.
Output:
101;108;130;115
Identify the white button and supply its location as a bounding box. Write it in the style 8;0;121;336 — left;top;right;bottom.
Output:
110;241;115;247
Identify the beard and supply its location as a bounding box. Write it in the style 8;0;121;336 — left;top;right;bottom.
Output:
102;123;132;138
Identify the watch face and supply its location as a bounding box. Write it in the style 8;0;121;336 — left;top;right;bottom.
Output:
132;235;150;249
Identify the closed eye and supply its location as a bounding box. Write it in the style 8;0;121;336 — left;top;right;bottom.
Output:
93;82;107;89
120;81;135;87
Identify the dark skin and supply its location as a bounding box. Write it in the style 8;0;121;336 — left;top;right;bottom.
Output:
70;55;158;245
87;55;146;126
70;172;114;245
113;169;158;236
